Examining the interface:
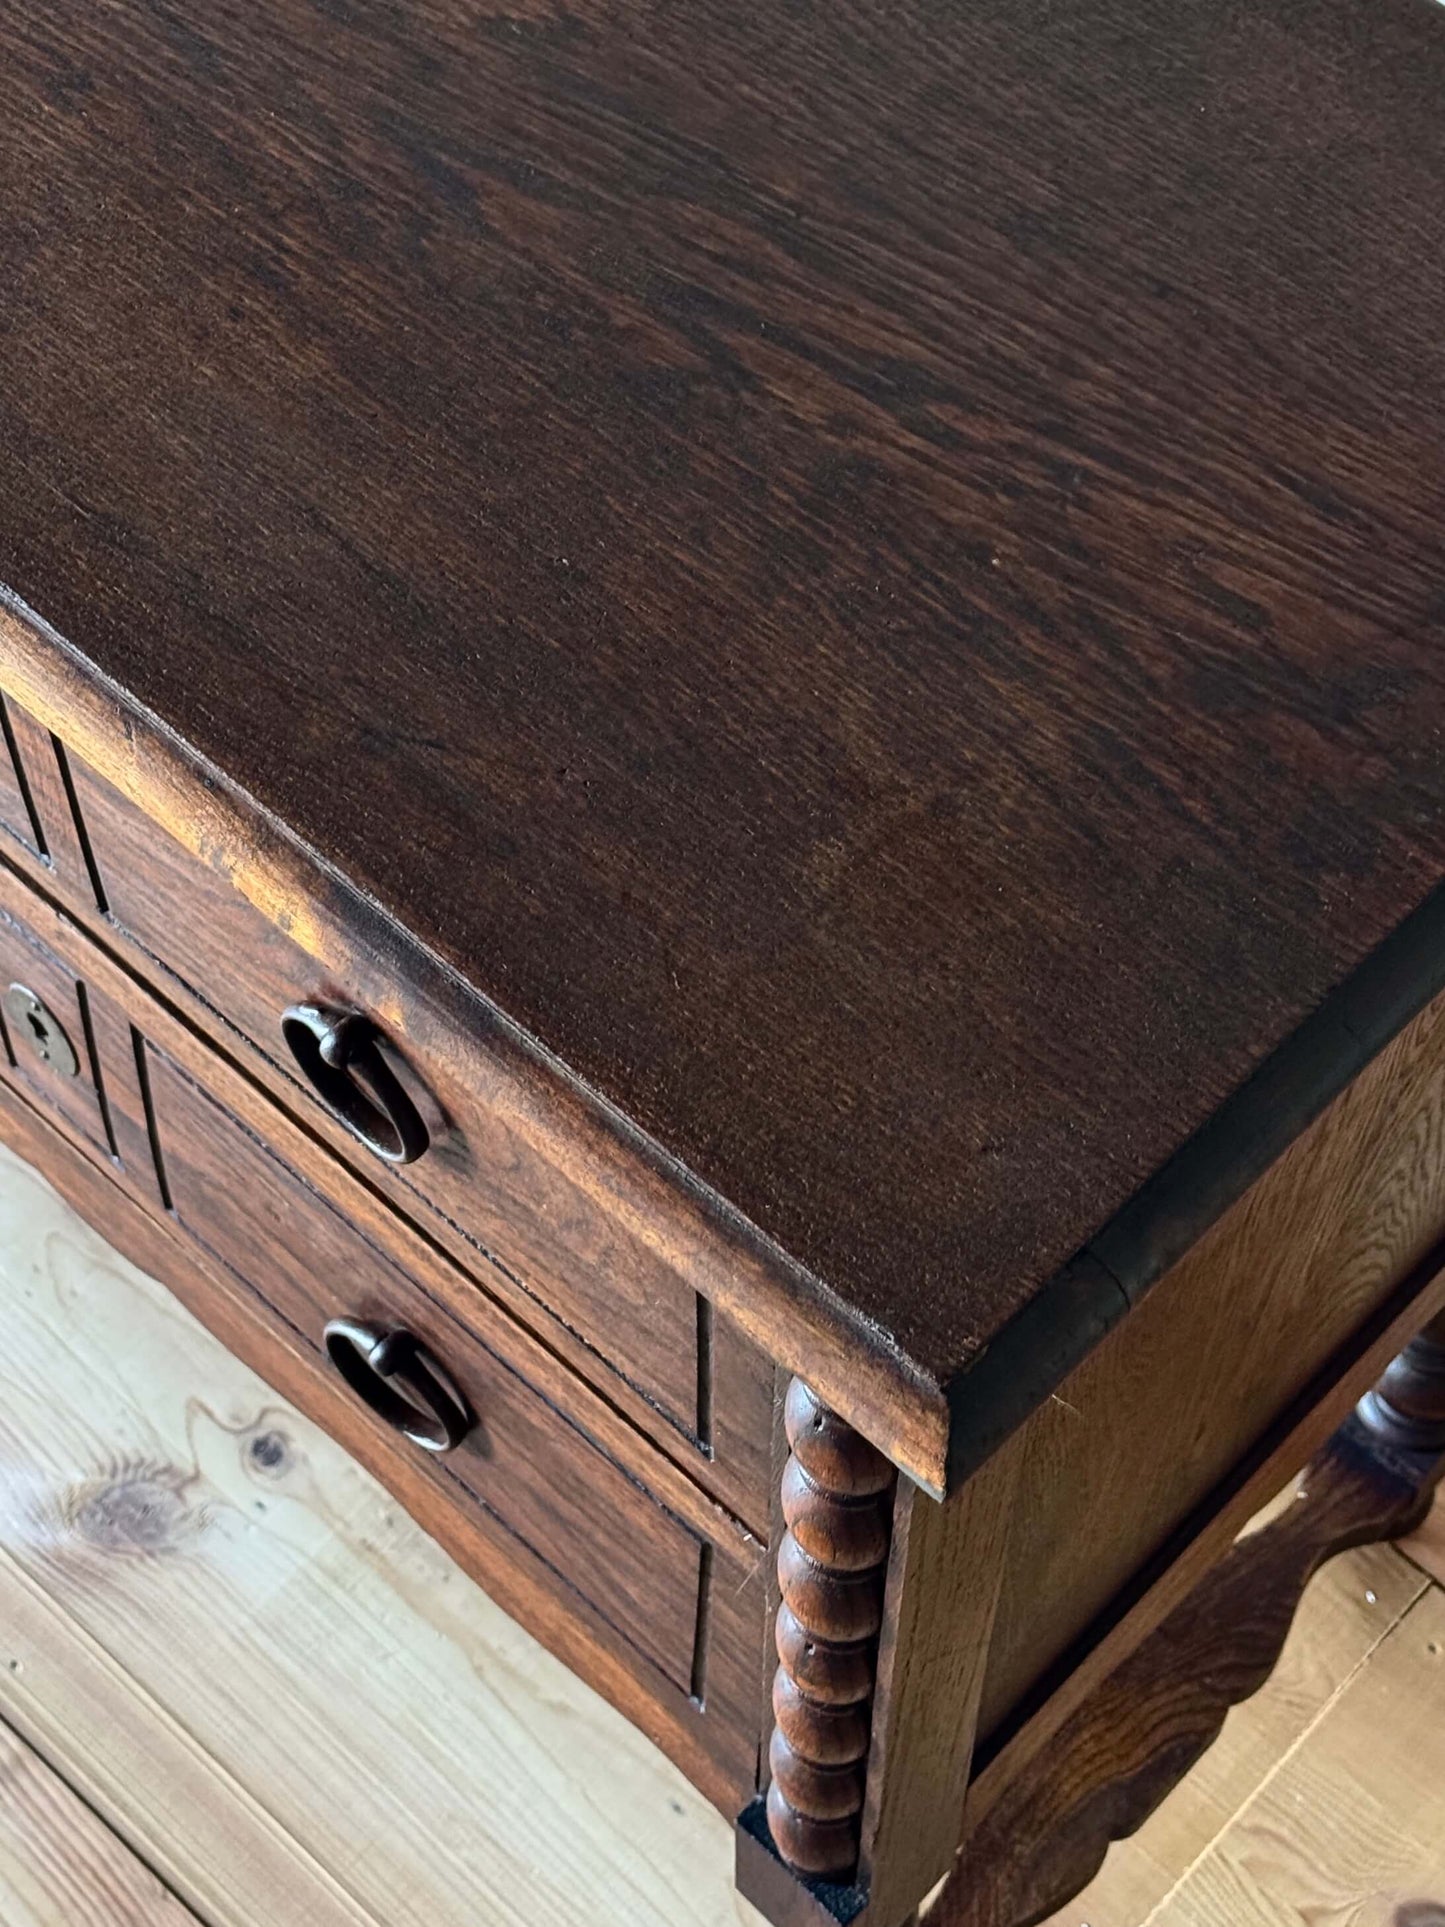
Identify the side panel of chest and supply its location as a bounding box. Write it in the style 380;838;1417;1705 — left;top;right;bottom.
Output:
976;979;1445;1741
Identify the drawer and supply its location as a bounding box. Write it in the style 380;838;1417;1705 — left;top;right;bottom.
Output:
143;1042;704;1698
0;682;773;1528
0;865;768;1807
0;900;114;1162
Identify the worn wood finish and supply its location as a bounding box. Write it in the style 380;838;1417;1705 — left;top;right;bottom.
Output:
927;1355;1445;1927
4;1111;1442;1927
0;875;770;1811
0;701;778;1524
0;1134;769;1927
14;732;1445;1911
0;863;774;1581
144;1042;714;1701
0;692;46;861
0;1080;767;1814
3;0;1445;1490
0;702;101;915
5;7;1445;1919
0;897;114;1162
0;1720;201;1927
0;854;767;1547
72;754;758;1489
0;644;878;1505
976;977;1445;1742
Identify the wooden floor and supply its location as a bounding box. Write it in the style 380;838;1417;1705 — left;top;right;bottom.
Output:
0;1139;1442;1927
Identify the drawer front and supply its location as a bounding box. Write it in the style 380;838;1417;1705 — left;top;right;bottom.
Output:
0;866;768;1808
0;899;115;1165
142;1043;703;1696
0;690;101;901
0;691;46;859
0;683;773;1528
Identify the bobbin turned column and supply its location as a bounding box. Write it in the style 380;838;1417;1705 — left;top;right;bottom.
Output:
766;1377;896;1882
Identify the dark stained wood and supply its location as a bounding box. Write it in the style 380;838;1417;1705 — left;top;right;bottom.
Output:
0;693;46;861
0;858;771;1813
927;1379;1445;1927
3;0;1445;1486
1358;1308;1445;1452
765;1381;895;1881
0;858;772;1564
0;1071;771;1819
66;747;736;1490
5;712;1445;1927
0;703;105;913
1;610;949;1500
736;1803;870;1927
0;730;778;1528
0;897;113;1161
143;1039;711;1699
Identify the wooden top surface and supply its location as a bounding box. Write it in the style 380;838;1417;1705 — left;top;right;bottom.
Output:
3;0;1445;1415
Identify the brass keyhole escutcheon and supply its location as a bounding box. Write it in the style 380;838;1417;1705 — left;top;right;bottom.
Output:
4;983;80;1079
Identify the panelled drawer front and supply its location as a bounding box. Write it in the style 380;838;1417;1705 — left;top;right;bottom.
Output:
0;691;101;900
0;898;114;1164
0;864;768;1805
142;1043;704;1697
7;723;773;1525
0;692;46;859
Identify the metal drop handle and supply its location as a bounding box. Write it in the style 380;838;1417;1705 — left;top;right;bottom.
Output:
323;1318;472;1453
281;1003;429;1165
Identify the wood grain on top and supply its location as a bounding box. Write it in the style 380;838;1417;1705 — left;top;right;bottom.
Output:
2;0;1444;1407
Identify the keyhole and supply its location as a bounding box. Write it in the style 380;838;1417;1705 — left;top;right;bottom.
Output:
3;983;80;1080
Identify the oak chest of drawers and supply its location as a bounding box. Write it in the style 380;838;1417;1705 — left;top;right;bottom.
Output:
2;3;1445;1923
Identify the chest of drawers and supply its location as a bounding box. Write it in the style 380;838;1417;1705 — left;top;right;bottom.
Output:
3;4;1445;1924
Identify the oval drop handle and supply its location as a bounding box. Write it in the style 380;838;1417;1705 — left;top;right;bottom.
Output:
281;1003;430;1165
323;1318;473;1453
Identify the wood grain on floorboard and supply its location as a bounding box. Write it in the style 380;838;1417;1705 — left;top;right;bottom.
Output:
0;1717;200;1927
1144;1588;1445;1927
0;1138;763;1927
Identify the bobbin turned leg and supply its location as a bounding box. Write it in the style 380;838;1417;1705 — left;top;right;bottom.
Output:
1356;1308;1445;1453
767;1377;897;1881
